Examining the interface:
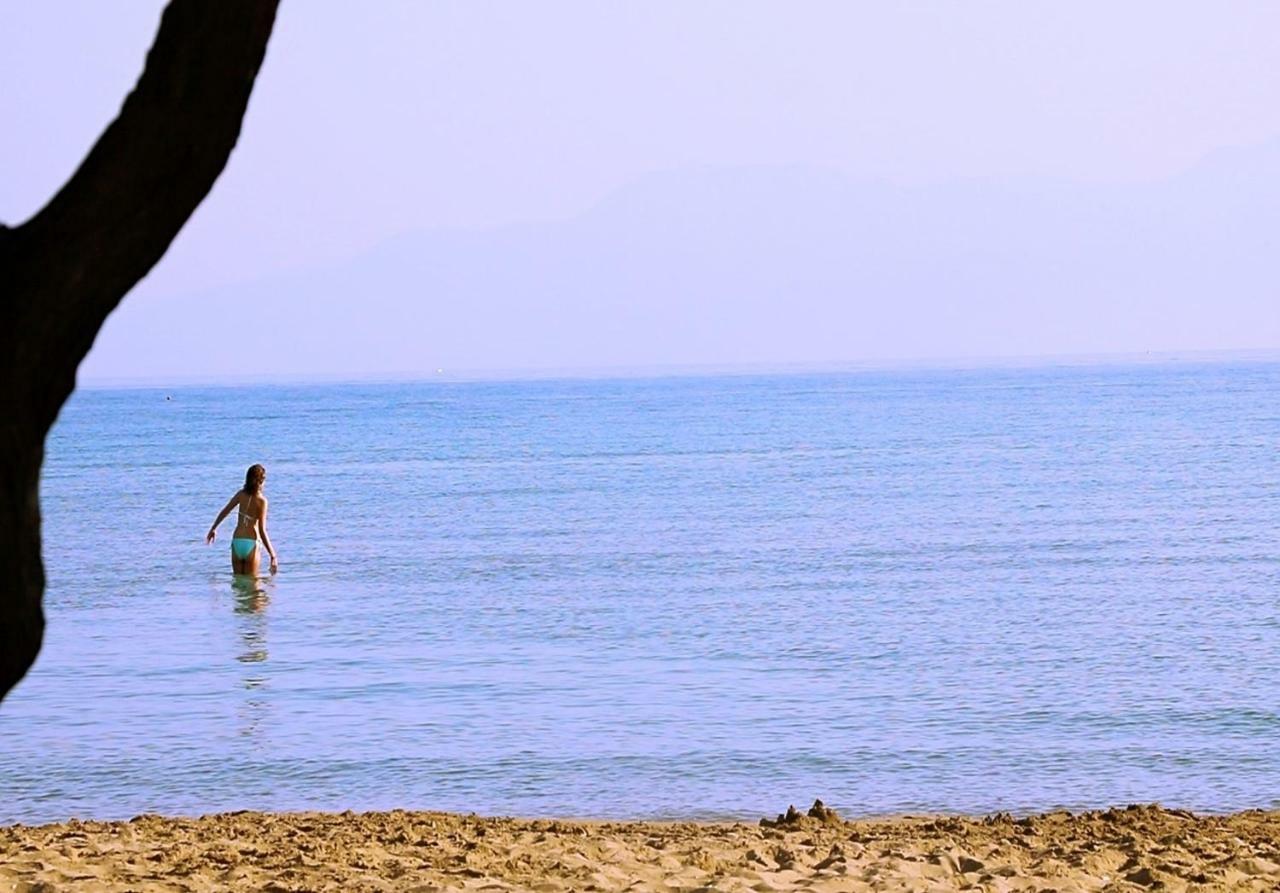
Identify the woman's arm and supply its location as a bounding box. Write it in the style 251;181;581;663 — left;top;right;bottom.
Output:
258;499;279;573
206;493;239;544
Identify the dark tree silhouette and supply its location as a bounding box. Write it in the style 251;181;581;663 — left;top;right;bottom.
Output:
0;1;278;702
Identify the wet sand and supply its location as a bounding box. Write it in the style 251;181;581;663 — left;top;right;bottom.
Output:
3;802;1280;892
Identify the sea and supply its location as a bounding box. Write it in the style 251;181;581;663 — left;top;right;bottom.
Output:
2;360;1279;825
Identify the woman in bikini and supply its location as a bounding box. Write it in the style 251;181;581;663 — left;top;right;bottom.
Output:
206;464;279;575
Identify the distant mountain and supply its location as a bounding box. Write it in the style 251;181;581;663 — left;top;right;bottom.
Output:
91;147;1280;379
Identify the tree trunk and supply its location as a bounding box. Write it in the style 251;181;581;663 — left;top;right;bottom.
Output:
0;0;278;702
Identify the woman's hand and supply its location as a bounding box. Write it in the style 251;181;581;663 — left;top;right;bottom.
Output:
269;555;279;575
205;529;216;545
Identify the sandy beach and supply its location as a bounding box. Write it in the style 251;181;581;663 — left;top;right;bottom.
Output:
3;802;1280;892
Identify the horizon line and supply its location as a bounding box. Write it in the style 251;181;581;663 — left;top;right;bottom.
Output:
74;346;1280;391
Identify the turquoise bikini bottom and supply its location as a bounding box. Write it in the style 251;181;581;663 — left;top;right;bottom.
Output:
231;538;257;560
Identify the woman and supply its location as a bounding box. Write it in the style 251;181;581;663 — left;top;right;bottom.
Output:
206;464;279;575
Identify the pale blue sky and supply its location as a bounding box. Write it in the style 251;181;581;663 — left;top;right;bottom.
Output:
4;2;1280;382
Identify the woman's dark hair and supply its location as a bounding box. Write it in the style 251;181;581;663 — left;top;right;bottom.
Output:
244;464;266;495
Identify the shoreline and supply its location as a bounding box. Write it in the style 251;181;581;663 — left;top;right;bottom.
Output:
4;803;1279;891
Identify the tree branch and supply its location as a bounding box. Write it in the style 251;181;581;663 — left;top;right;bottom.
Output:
0;0;279;702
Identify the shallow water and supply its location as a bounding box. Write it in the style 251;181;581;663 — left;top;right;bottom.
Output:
3;362;1280;823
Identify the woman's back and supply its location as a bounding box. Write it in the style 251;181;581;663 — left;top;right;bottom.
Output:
232;490;266;540
207;462;277;575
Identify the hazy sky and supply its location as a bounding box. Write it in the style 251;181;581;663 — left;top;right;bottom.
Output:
5;2;1280;382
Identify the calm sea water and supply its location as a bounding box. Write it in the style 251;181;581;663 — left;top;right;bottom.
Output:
3;362;1279;824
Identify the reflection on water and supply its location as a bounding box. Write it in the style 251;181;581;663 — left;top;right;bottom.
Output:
232;575;270;618
231;576;271;739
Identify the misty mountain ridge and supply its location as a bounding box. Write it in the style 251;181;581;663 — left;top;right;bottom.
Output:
99;144;1280;378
